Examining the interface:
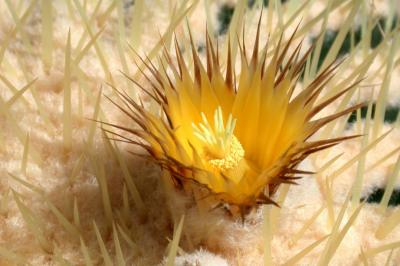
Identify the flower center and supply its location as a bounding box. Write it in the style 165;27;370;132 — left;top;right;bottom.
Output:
192;107;244;171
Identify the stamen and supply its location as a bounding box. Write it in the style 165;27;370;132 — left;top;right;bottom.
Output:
192;106;245;171
209;135;244;171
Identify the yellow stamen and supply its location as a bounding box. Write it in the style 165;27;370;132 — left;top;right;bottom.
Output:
209;135;244;171
192;107;244;171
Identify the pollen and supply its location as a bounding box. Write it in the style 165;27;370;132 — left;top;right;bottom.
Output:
192;107;245;171
208;135;244;171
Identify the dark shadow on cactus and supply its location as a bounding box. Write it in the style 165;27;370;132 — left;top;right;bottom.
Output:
362;187;400;207
218;1;291;35
311;28;362;71
371;16;398;48
248;0;288;8
310;15;397;72
347;104;399;124
217;4;234;35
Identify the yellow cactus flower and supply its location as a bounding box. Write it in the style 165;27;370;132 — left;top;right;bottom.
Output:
107;23;362;214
